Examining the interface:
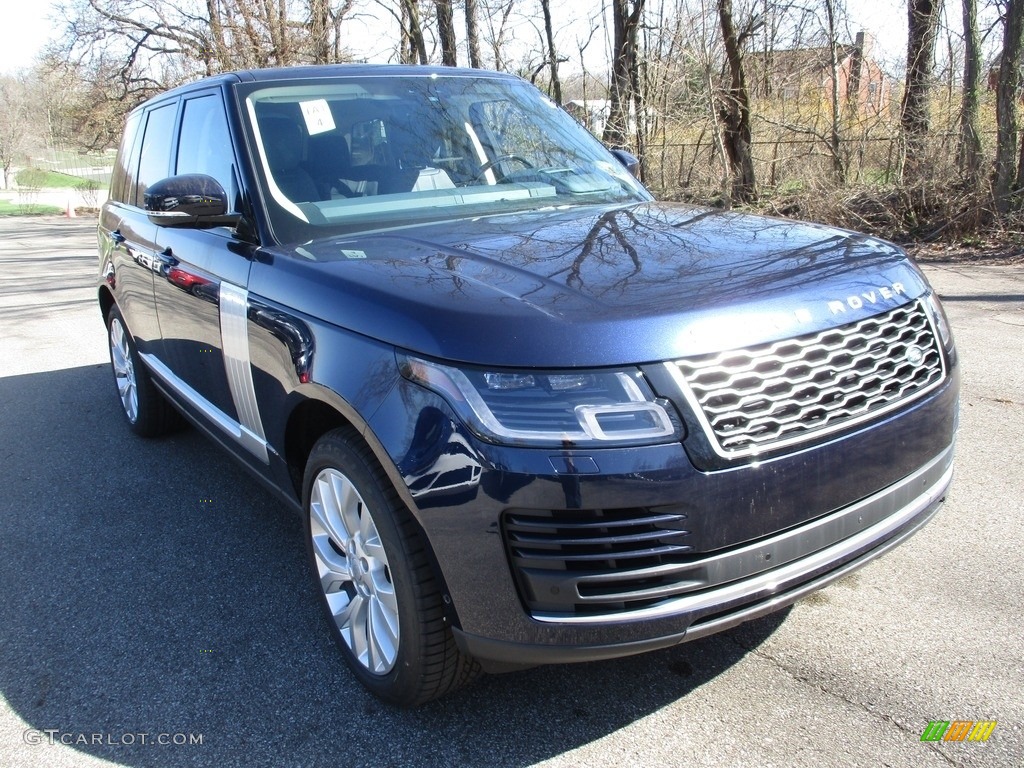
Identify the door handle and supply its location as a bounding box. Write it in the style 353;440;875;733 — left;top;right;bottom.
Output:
111;229;126;245
156;248;178;268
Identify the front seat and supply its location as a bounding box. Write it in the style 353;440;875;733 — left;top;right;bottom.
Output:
306;131;358;198
259;116;321;203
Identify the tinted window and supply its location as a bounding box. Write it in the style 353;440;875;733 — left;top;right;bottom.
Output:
176;94;238;211
110;111;142;204
134;102;177;207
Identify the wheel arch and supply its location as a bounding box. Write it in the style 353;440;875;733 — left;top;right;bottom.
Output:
283;389;464;630
98;285;115;323
282;388;419;525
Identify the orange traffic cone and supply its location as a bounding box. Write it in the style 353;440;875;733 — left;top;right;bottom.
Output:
65;200;76;218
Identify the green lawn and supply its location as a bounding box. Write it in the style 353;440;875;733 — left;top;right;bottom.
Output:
0;199;65;216
15;168;103;190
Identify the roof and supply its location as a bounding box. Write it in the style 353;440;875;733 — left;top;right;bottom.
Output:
136;64;519;105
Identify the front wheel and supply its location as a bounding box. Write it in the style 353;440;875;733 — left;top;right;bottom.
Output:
303;428;480;706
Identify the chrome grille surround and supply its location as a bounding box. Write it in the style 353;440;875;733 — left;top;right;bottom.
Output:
668;299;947;460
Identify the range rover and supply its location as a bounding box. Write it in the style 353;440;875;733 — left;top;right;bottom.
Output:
97;65;958;706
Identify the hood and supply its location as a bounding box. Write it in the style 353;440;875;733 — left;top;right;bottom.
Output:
248;202;930;368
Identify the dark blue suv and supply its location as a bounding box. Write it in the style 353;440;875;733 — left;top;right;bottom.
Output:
98;65;959;705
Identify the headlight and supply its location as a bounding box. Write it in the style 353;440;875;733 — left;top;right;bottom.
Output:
401;355;681;447
922;291;953;348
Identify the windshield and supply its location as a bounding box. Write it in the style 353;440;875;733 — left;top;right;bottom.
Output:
238;74;651;243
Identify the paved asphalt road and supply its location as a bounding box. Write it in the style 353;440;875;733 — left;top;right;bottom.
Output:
0;217;1021;768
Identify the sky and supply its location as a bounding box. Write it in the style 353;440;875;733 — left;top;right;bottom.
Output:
0;0;911;78
0;0;59;74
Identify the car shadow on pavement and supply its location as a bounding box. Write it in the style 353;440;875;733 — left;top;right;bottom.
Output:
0;363;788;767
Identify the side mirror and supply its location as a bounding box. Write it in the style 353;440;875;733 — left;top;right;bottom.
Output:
609;148;641;179
144;174;237;227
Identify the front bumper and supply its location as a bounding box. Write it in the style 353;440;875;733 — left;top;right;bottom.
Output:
368;364;958;670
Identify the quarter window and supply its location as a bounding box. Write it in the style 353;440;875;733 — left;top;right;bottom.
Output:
109;111;142;205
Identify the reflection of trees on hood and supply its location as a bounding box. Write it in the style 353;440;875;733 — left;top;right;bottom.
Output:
511;205;890;303
549;209;641;291
363;202;903;314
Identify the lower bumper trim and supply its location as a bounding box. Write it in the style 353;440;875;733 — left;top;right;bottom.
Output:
455;450;952;668
533;446;953;625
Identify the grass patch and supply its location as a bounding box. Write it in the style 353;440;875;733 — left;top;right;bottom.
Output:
15;167;95;189
0;199;65;216
36;149;114;168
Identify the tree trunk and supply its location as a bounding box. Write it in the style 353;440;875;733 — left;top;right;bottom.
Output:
205;0;231;73
400;0;429;65
603;0;644;151
717;0;756;203
995;0;1024;207
434;0;457;66
308;0;331;64
268;0;292;65
900;0;942;182
540;0;562;104
465;0;483;68
958;0;983;185
824;0;845;183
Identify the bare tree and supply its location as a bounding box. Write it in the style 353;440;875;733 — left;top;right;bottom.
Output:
717;0;757;202
435;0;458;65
900;0;943;181
958;0;984;184
398;0;429;64
309;0;333;64
994;0;1024;207
823;0;845;182
465;0;483;67
0;76;33;189
604;0;644;151
540;0;562;103
308;0;357;64
481;0;516;70
56;0;358;81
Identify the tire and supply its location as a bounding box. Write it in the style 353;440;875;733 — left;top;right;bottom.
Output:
303;428;481;706
106;305;181;437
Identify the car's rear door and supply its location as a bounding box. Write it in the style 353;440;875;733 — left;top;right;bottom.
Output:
99;101;177;359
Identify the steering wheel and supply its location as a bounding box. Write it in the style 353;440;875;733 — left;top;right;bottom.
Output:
474;154;533;182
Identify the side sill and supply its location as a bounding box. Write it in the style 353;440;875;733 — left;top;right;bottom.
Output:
140;351;269;463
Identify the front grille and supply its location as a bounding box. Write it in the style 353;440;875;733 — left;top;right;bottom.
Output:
503;508;696;614
674;300;945;458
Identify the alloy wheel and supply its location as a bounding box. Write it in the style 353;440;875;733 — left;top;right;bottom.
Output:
109;317;138;423
309;467;400;674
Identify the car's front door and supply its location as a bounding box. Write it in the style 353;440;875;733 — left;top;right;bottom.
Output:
149;90;266;462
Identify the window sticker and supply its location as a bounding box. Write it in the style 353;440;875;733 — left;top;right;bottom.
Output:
299;99;336;136
341;249;367;259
